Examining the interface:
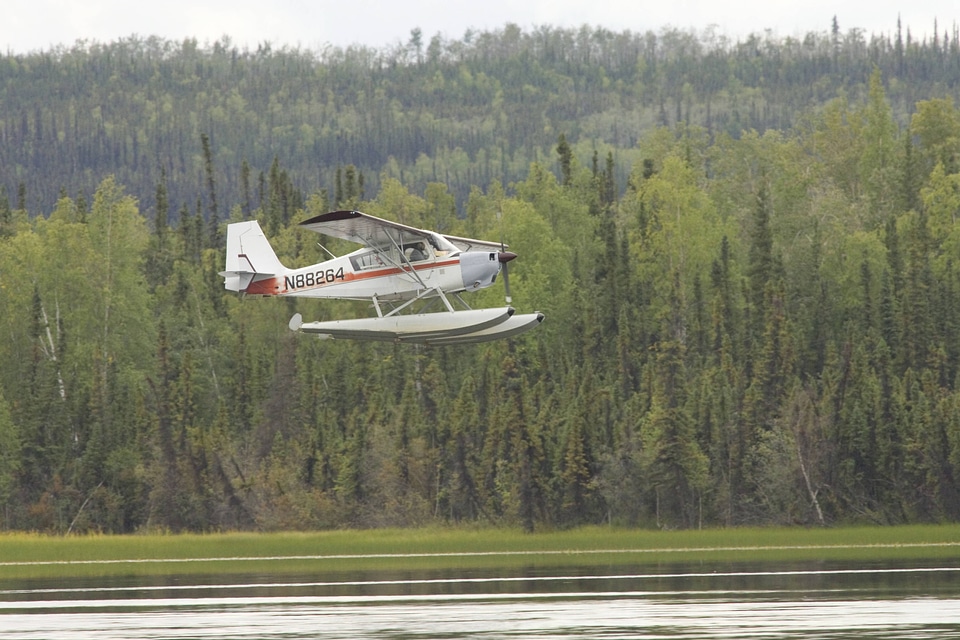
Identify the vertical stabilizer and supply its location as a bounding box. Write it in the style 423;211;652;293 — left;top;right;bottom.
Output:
222;220;288;292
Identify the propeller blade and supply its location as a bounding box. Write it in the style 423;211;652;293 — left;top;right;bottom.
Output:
498;251;514;304
497;206;514;304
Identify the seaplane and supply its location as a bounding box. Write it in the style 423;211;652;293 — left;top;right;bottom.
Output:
221;210;544;344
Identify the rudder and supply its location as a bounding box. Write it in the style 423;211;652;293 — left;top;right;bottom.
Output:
222;220;288;292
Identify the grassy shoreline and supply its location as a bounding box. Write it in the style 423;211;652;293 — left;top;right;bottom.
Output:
1;524;958;580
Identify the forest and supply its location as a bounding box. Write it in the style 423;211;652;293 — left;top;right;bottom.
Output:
2;19;960;532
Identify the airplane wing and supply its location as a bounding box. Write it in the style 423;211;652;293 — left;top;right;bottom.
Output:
299;210;434;248
299;210;506;252
441;233;504;253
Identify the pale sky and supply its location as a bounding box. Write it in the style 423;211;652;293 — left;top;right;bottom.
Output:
2;0;955;54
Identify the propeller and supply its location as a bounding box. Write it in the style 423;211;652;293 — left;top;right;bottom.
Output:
496;204;515;305
498;249;516;304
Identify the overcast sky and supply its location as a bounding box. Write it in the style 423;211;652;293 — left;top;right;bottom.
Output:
2;0;956;54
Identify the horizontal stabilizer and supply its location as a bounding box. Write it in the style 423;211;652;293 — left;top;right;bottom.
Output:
219;270;256;292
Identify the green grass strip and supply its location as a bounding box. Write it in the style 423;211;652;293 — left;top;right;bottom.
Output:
0;524;958;580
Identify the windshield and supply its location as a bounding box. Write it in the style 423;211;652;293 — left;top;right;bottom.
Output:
427;232;459;255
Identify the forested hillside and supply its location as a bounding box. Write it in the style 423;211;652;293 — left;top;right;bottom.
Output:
3;21;960;532
3;20;960;216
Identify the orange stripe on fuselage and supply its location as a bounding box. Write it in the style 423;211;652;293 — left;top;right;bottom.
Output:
243;258;461;296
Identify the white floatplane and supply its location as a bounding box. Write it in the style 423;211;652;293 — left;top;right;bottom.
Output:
222;210;543;344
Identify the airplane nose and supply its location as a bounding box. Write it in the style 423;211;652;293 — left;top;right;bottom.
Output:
498;251;517;264
461;251;506;290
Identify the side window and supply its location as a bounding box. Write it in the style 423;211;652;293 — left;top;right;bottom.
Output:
350;251;382;270
404;243;428;262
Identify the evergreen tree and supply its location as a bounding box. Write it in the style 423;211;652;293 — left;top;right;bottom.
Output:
747;179;776;361
201;133;221;248
642;329;708;528
860;68;899;223
240;159;252;216
556;133;573;186
0;384;21;527
145;167;173;289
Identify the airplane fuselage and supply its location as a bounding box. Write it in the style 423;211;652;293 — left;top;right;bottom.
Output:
242;248;501;302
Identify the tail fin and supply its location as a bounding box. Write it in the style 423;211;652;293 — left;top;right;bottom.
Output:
221;220;288;292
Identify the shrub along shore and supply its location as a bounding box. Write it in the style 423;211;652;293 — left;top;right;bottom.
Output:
1;525;958;580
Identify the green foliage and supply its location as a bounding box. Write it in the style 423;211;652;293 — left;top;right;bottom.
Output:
0;390;20;521
3;25;960;532
911;98;960;174
4;23;960;218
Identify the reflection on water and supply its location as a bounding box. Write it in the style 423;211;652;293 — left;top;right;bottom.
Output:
2;561;960;639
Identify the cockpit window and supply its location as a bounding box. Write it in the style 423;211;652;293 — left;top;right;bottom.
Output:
350;250;382;270
428;232;458;256
403;242;428;262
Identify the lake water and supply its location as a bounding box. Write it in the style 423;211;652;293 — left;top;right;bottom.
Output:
2;559;959;638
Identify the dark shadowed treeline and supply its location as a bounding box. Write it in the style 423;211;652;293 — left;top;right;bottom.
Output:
2;22;960;533
3;20;960;216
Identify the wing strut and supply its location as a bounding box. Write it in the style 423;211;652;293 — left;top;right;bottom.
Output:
367;228;429;290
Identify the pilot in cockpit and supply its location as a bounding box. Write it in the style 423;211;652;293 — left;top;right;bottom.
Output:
404;242;427;262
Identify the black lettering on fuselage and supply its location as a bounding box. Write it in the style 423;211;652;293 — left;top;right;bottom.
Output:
284;266;345;291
